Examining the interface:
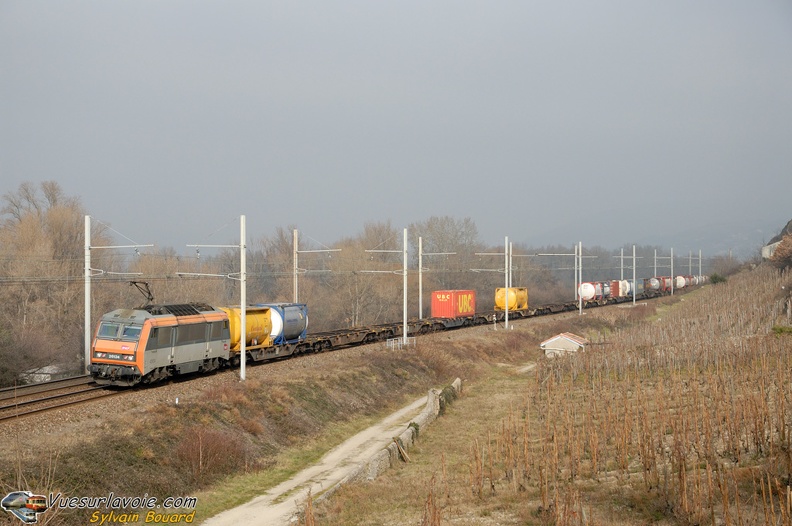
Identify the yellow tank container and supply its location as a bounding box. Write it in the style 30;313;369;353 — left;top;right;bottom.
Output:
219;306;273;351
494;287;528;311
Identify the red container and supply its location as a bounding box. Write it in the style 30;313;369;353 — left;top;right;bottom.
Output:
431;290;476;318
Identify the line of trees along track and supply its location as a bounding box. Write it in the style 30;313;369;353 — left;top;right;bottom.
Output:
0;181;738;388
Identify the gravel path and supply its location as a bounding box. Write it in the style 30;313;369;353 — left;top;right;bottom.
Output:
201;395;429;526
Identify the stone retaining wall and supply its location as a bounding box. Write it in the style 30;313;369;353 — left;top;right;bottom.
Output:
314;377;462;505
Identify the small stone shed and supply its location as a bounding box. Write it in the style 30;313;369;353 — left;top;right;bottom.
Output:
540;332;589;358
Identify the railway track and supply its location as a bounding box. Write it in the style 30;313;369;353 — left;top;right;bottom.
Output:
0;287;687;420
0;375;122;423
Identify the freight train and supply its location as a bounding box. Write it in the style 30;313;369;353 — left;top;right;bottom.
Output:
576;275;707;305
89;276;705;386
643;274;706;293
89;302;309;386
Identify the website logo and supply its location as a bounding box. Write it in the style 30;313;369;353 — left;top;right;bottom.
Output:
1;491;48;524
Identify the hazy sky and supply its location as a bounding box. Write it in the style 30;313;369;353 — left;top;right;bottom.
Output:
2;1;790;257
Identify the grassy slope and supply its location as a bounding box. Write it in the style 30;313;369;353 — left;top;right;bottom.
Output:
2;265;790;526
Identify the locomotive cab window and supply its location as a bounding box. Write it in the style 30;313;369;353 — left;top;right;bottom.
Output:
121;324;142;341
97;322;121;339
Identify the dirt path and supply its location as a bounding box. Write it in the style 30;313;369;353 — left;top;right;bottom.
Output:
200;395;429;526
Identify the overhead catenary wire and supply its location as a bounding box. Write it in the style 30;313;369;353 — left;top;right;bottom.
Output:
0;262;710;287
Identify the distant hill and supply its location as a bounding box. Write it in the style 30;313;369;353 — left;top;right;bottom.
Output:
520;216;788;260
640;217;783;259
761;218;792;260
769;219;792;244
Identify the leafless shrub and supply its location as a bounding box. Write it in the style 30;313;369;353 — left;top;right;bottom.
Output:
1;450;67;525
420;475;443;526
175;426;248;485
469;438;483;499
553;485;588;526
299;489;316;526
770;235;792;270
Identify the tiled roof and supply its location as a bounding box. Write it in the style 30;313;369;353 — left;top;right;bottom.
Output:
540;332;590;348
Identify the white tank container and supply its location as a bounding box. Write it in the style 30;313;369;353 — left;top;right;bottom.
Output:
578;282;596;301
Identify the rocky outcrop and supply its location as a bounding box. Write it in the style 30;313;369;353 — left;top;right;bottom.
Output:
770;219;792;244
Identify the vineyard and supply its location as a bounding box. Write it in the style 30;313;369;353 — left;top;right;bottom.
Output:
313;265;792;525
474;265;792;524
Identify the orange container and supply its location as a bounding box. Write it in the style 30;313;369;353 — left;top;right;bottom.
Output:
431;290;476;318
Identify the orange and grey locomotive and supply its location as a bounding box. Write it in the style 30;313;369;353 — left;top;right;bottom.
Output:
89;303;231;386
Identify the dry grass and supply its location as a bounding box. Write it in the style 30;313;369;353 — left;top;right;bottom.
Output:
312;265;792;525
2;265;789;525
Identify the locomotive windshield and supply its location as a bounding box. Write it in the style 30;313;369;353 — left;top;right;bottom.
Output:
121;325;142;340
97;322;142;341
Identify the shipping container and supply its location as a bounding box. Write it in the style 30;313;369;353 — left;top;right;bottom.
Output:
610;280;632;298
254;303;308;344
578;282;602;301
645;277;661;291
645;276;675;292
610;280;621;297
218;306;273;350
494;287;528;311
431;290;477;318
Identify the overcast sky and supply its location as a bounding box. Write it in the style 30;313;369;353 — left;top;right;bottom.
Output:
2;1;790;258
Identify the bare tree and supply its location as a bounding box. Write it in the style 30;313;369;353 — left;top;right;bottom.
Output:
408;216;484;303
248;225;298;303
709;254;742;277
0;182;109;385
318;221;402;328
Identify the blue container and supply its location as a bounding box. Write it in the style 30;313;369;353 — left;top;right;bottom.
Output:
254;303;308;344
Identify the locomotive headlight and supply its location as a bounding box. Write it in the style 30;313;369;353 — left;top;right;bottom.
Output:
94;352;106;359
